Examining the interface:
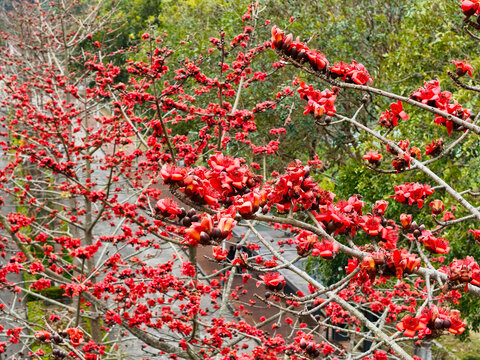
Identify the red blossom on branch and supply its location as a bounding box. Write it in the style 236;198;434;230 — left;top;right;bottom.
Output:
391;183;434;208
451;59;474;77
396;314;428;338
258;272;286;291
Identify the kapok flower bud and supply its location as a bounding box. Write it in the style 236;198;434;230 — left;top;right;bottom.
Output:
400;213;412;229
429;199;445;215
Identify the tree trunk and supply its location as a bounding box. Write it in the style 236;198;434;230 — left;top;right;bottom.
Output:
414;339;432;360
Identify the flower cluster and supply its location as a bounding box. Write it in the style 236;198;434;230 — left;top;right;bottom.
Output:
444;256;480;289
70;241;102;260
271;26;372;85
358;248;421;280
379;101;409;128
160;152;262;209
296;337;333;358
329;60;373;85
266;160;332;213
297;81;338;119
295;231;339;258
396;305;465;338
355;201;398;249
410;79;471;135
391;183;434;208
384;139;421;172
184;210;237;246
155;198;182;218
65;328;84;347
358;219;398;249
313;194;364;236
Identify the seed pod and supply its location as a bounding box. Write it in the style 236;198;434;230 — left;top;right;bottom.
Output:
52;334;63;344
275;282;285;291
178;208;186;219
297;49;306;62
211;228;222;240
434;318;444;329
289;46;299;59
182;217;192;227
199;231;211;245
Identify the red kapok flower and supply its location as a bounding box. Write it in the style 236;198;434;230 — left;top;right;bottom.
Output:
469;229;480;244
396;314;428;337
312;238;339;259
425;139;444;157
212;246;228;261
363;151;382;166
270;26;286;49
400;213;413;229
258;272;286;291
462;0;480;16
420;231;450;254
359;214;383;236
217;217;237;239
391;153;412;172
155;198;182;218
390;100;409;121
429;199;445;215
451;59;474;77
65;328;84;347
391;183;434;209
373;200;389;216
447;310;466;335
